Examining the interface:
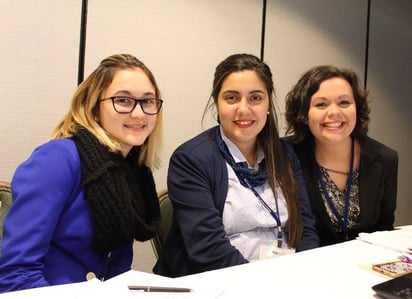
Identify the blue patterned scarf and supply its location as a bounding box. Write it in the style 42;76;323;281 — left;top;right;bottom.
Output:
216;130;267;188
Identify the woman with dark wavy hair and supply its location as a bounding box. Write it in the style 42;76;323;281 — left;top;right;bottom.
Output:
154;53;319;277
285;65;398;246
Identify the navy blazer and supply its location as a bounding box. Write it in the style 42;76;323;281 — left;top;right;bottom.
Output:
153;126;319;277
290;136;398;246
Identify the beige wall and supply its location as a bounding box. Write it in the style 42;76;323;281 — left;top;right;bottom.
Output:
1;1;80;184
265;0;368;130
1;0;411;273
367;0;412;228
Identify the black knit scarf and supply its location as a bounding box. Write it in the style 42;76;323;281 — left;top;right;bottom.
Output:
216;130;267;188
71;128;160;252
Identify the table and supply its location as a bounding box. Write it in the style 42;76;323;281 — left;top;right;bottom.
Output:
108;225;412;298
1;226;411;298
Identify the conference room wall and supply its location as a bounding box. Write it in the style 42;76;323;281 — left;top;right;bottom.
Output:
366;0;412;227
265;0;367;126
0;1;81;187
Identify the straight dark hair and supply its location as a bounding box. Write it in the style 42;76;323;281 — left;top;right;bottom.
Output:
203;53;303;247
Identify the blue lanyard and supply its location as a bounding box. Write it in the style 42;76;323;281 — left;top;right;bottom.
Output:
243;178;283;247
315;139;354;240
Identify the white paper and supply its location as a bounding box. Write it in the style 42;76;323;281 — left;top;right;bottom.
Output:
357;228;412;254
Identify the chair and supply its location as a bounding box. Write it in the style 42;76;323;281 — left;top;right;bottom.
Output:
151;190;173;260
0;181;12;250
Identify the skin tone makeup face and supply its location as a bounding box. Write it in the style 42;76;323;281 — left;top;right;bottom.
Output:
217;70;269;163
98;68;158;157
308;77;357;147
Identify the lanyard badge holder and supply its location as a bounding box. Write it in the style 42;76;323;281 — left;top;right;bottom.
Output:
243;179;296;259
316;138;355;240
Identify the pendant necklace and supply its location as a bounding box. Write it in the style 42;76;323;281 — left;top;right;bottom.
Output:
315;138;354;240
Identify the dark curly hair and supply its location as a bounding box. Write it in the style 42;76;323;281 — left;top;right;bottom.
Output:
285;65;370;143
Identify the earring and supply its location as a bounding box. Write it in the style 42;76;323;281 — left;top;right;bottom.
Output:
267;111;270;115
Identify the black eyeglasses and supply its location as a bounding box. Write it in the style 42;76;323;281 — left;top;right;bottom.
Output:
98;96;163;115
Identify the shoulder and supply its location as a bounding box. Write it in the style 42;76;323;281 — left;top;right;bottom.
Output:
13;138;81;185
173;126;221;159
280;137;292;150
279;138;296;160
10;139;83;214
30;138;80;168
168;126;227;182
280;136;313;159
279;138;304;175
34;138;78;155
360;136;398;161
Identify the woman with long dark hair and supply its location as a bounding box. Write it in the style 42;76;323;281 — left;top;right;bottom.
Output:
154;53;318;277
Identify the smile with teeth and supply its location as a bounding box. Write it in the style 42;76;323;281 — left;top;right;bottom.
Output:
125;124;144;129
323;122;344;128
235;120;253;125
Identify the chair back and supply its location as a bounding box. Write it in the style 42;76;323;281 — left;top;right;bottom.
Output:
0;181;12;251
151;190;173;259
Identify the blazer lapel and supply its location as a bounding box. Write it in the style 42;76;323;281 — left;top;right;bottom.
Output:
359;138;382;226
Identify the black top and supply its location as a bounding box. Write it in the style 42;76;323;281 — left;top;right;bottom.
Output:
287;135;398;246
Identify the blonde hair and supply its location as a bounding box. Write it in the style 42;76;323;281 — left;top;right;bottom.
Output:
52;53;163;168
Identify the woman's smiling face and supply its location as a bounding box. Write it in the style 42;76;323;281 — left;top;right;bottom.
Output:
216;70;269;152
98;68;158;156
308;77;357;145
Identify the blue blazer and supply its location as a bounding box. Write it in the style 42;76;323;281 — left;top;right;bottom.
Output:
0;139;133;293
153;126;319;277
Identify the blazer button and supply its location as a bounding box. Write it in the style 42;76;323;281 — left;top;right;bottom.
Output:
86;272;96;281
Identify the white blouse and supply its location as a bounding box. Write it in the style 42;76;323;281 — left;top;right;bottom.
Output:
220;130;289;261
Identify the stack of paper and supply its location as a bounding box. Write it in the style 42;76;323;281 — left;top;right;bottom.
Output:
357;227;412;254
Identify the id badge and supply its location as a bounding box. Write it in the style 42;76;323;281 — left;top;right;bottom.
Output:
259;242;296;260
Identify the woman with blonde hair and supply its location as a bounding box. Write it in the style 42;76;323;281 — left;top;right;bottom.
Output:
0;54;163;292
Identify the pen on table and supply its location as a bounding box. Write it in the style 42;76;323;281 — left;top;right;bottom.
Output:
128;285;192;292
